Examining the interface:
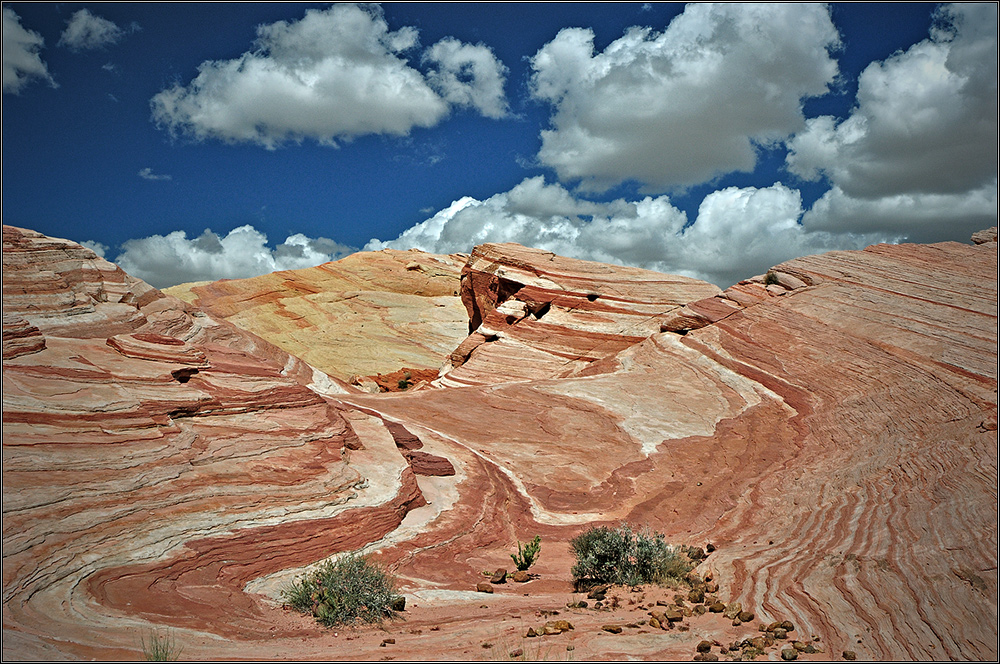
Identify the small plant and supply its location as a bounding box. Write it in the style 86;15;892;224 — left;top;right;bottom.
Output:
570;523;693;588
282;552;403;627
511;535;541;571
397;378;411;390
140;629;181;661
764;270;780;286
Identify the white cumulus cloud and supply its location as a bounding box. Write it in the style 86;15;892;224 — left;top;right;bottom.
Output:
2;7;55;94
424;37;509;118
58;9;126;51
529;3;841;192
113;225;355;289
788;3;998;241
366;176;889;288
151;3;507;148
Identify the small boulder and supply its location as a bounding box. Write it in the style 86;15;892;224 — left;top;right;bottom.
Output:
664;608;684;623
525;628;538;638
688;588;705;604
602;625;623;634
544;620;573;634
708;602;726;613
512;570;531;583
773;628;788;640
509;648;524;658
697;640;714;653
705;581;719;594
693;653;719;662
693;605;707;616
723;602;742;620
781;620;795;632
792;641;808;652
842;651;857;661
738;610;755;623
476;582;494;594
587;584;609;599
649;617;662;630
490;568;508;584
781;648;798;661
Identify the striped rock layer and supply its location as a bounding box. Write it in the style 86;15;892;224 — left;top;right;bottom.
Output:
2;224;997;661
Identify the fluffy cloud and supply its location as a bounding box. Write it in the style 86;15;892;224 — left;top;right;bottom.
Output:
788;3;997;239
2;7;55;94
58;9;125;51
151;4;507;148
424;37;509;118
112;225;355;289
529;3;840;192
366;176;889;287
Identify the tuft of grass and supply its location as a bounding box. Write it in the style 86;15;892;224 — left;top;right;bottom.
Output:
140;630;181;661
570;523;694;588
511;535;541;571
282;552;403;627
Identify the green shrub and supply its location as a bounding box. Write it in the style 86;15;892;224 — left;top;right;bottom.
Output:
140;630;181;661
282;552;402;627
510;535;541;571
764;270;780;286
570;523;693;588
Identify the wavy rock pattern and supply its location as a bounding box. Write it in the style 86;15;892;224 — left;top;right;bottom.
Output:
2;226;426;658
437;242;722;386
3;225;996;661
165;249;470;382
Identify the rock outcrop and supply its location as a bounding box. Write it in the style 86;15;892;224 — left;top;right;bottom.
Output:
2;226;427;658
437;242;721;386
164;248;470;383
3;225;996;662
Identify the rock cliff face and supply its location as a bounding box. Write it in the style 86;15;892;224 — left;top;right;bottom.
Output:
3;224;997;661
164;249;470;383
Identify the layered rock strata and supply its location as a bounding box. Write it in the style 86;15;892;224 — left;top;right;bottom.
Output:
437;242;722;386
3;225;996;661
1;226;426;658
165;249;470;382
342;233;997;661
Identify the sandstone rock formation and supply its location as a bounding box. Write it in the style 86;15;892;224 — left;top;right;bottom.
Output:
3;224;997;661
2;226;427;658
164;248;470;383
437;242;721;386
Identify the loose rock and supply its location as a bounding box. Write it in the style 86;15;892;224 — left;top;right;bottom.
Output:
697;640;713;653
843;651;857;661
476;582;494;594
781;647;798;660
490;568;507;584
602;625;623;634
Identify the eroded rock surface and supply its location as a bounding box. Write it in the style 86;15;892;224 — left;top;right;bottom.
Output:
165;249;470;382
3;225;997;661
437;242;722;386
2;226;426;658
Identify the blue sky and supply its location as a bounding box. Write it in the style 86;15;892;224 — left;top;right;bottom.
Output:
3;3;996;288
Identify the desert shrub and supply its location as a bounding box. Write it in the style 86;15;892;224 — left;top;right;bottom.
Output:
510;535;541;571
282;552;402;627
570;523;693;588
140;630;181;661
764;270;780;286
